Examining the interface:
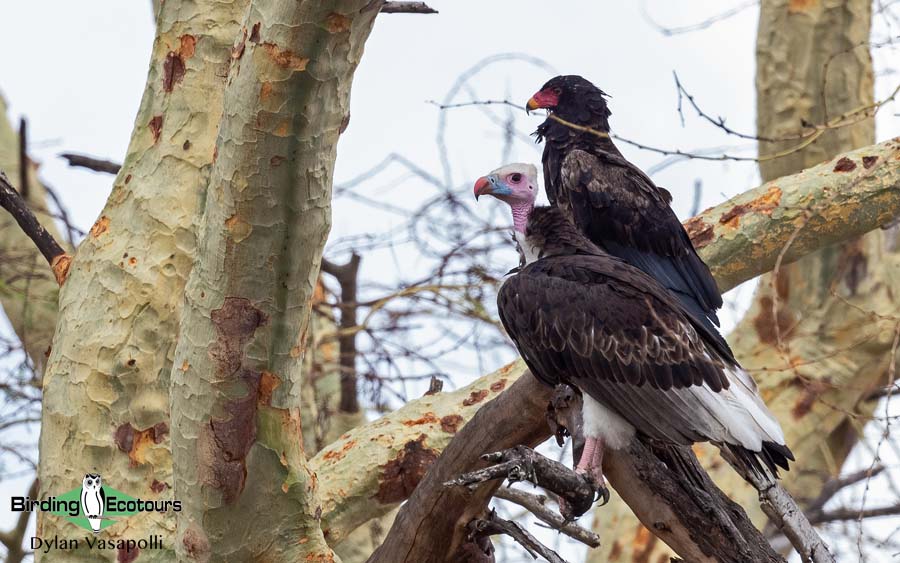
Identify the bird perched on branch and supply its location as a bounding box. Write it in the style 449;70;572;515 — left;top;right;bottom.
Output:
527;75;724;333
475;164;792;505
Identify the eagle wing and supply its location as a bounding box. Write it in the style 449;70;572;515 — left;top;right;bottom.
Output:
497;254;790;472
556;149;723;327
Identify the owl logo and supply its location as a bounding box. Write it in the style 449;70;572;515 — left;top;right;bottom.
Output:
80;474;105;533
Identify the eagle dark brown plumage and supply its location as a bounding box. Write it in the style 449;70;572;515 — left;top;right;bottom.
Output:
530;75;724;330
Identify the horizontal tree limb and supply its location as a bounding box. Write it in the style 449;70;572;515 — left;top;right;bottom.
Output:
467;510;567;563
59;152;122;175
688;137;900;292
0;170;71;285
321;139;900;547
380;2;437;14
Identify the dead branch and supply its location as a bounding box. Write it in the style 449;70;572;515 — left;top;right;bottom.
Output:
445;445;597;519
380;2;437;14
726;452;835;563
59;152;122;175
492;487;601;548
0;170;71;285
466;509;567;563
321;254;362;413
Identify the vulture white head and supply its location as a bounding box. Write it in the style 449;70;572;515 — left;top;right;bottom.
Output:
473;163;538;233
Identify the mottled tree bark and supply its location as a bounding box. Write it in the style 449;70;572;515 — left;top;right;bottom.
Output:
36;1;248;559
589;0;883;560
167;1;382;560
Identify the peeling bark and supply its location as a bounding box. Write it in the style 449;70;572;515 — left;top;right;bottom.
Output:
167;1;382;560
36;1;248;558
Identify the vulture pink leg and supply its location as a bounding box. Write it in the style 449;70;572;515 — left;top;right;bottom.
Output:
576;436;610;505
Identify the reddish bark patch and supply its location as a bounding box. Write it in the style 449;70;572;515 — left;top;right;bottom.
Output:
322;439;357;462
117;545;139;563
261;42;309;70
258;370;280;405
249;22;261;43
683;216;714;249
375;434;438;503
113;422;169;466
862;155;878;169
440;414;464;433
792;378;830;419
183;140;191;151
124;174;132;184
209;297;267;376
339;113;351;134
839;240;868;296
719;185;782;228
489;378;507;392
163;52;186;92
90;216;110;238
609;540;623;560
150;479;169;493
788;0;817;12
462;389;489;406
753;296;795;345
324;12;352;33
270;155;285;167
403;412;439;426
833;157;857;172
149;115;163;144
774;270;790;300
201;297;268;503
182;526;210;560
232;29;247;60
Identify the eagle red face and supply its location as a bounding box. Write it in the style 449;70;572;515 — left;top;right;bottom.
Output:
526;87;561;112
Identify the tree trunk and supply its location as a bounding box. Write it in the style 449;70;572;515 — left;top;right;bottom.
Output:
36;1;248;559
167;1;381;560
589;0;881;560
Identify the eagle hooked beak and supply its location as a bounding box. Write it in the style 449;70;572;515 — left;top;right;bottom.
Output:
525;96;540;114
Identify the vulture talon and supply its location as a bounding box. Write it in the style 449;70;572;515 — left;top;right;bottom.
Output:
597;485;610;507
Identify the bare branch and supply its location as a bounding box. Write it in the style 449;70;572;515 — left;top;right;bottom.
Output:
468;509;567;563
59;152;122;175
0;170;71;285
0;479;37;563
492;487;601;548
380;2;437;14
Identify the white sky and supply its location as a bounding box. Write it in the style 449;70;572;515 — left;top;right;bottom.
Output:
1;1;898;561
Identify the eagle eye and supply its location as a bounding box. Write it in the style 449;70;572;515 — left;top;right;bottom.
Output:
552;87;562;95
510;173;522;183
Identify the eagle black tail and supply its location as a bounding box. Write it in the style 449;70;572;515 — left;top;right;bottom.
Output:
726;441;795;481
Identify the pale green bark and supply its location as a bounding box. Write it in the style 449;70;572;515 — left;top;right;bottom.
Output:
36;1;248;559
167;1;381;560
0;96;64;370
589;1;882;560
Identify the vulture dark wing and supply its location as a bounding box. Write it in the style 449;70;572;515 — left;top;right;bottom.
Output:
558;150;724;328
497;254;789;471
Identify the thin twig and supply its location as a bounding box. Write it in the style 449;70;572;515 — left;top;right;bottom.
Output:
59;152;122;175
18;118;28;199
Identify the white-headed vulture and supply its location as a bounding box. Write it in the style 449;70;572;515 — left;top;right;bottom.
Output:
527;75;724;330
475;164;792;501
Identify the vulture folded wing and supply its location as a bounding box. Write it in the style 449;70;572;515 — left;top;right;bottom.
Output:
558;149;724;328
498;255;791;473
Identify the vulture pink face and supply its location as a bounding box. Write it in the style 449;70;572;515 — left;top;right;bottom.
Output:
473;163;538;232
